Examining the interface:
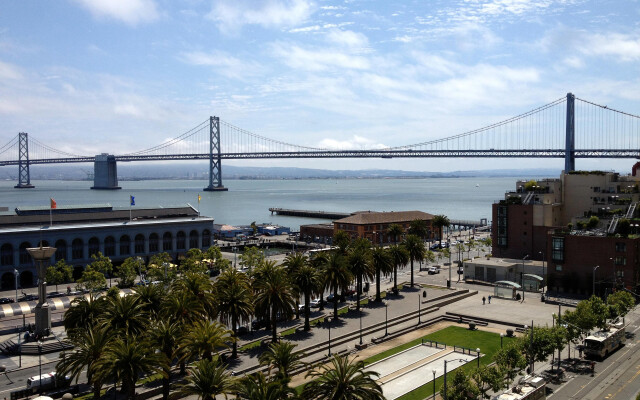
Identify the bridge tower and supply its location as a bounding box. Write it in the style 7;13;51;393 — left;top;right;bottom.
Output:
204;116;227;191
565;92;575;172
91;153;121;190
14;132;34;189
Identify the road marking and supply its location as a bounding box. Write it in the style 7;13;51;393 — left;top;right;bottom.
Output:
607;364;640;399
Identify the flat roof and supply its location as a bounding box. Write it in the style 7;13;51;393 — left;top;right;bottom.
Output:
335;210;434;225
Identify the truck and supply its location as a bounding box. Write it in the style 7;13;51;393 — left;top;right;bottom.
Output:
583;324;625;359
26;372;71;392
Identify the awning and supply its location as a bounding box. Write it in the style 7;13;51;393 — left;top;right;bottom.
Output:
494;280;522;288
523;274;543;281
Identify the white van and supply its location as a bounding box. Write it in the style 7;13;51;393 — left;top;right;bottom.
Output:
26;372;70;391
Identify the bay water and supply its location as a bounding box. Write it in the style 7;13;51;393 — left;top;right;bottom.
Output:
0;177;519;230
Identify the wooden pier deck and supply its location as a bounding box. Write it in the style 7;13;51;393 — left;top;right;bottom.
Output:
269;208;350;219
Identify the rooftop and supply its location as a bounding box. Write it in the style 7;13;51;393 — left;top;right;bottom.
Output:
335;210;434;225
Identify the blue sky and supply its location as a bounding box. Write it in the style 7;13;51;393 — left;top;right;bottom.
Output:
1;0;639;173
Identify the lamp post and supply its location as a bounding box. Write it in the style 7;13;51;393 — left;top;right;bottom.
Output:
593;265;600;296
418;293;421;324
539;250;545;294
27;246;56;337
476;348;481;367
384;300;388;336
359;308;363;345
443;359;467;400
135;256;144;285
521;255;529;301
13;269;18;303
432;369;436;400
38;340;42;394
326;318;331;356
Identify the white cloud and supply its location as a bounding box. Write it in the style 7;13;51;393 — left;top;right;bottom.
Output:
318;135;387;150
562;56;584;68
208;0;314;34
577;32;640;61
180;51;261;79
0;60;23;80
72;0;160;25
325;29;369;48
272;43;370;71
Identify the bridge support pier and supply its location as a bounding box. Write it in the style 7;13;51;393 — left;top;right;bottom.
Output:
565;92;575;172
91;154;121;190
14;132;34;189
204;116;228;192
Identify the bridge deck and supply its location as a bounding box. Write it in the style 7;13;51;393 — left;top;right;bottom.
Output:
269;208;350;219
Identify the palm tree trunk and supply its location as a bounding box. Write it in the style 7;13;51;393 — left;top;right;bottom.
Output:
356;275;361;312
232;314;238;358
295;299;300;319
162;375;170;400
410;259;414;287
93;383;101;400
393;265;398;294
319;292;325;311
304;292;311;331
333;288;338;320
271;305;278;343
375;267;381;302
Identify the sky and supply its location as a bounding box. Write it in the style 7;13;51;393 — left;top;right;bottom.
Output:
1;0;639;173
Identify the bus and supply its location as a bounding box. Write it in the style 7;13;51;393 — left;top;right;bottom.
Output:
583;325;625;359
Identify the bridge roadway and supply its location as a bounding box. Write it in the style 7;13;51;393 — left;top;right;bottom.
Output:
1;148;639;167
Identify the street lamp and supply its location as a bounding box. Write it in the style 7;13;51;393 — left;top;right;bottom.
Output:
593;265;600;296
135;256;144;285
326;318;332;356
521;255;529;301
443;359;467;400
418;293;421;324
384;300;388;336
13;269;18;303
500;333;504;348
539;250;545;294
38;340;42;394
432;369;436;400
359;308;363;345
27;245;56;337
476;348;481;367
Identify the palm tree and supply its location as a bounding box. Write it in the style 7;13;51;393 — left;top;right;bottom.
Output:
63;294;106;338
370;246;393;301
131;283;166;318
387;223;404;245
56;326;112;400
294;264;321;331
347;243;373;312
149;320;181;400
309;252;329;311
408;219;428;239
179;319;234;362
235;372;296;400
178;357;236;400
215;267;254;357
258;341;306;383
171;270;217;319
388;245;409;295
403;234;425;287
323;251;352;320
100;293;149;338
254;261;296;343
432;214;451;246
99;336;167;399
333;230;351;254
282;252;307;319
302;354;384;400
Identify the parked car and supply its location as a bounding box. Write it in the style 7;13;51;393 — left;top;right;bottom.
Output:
430;243;440;250
47;292;64;298
326;294;343;303
427;266;440;275
342;288;356;297
18;294;38;302
310;298;321;308
0;297;14;304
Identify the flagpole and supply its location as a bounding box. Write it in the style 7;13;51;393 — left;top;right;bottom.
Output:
129;196;132;221
49;207;52;227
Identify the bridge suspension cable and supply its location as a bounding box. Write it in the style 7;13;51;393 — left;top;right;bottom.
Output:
575;97;640;152
219;120;327;153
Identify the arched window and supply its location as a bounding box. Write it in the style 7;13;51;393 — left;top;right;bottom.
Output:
1;272;15;290
202;230;211;248
163;232;172;251
149;233;159;252
88;237;100;257
38;240;49;247
120;235;131;256
72;238;83;260
55;240;67;262
19;242;32;265
176;231;186;250
189;230;199;249
104;236;116;257
1;244;13;266
134;234;145;254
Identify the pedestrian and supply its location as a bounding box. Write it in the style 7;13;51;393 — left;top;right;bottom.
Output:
482;296;486;305
488;295;491;304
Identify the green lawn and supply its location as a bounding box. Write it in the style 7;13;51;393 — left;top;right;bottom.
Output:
362;326;515;400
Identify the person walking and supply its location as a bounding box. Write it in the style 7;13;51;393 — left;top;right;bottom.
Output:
482;296;486;305
488;295;491;304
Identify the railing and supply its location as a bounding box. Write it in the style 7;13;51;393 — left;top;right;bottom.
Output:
421;339;447;349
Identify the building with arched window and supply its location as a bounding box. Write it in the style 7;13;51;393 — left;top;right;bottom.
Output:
0;204;214;288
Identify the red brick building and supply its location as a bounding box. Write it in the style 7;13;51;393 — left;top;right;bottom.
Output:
333;210;435;244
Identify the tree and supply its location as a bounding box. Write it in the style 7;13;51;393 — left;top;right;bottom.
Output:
302;354;384;400
149;320;181;400
77;265;107;292
131;283;166;318
388;245;409;294
472;366;503;399
441;369;479;400
180;248;207;274
258;341;305;384
46;259;73;292
347;243;373;312
178;357;236;400
179;319;234;362
240;246;265;271
408;219;428;239
322;251;352;321
100;294;149;338
517;326;557;371
586;215;600;229
370;246;393;301
333;230;351;254
282;252;307;319
294;264;321;331
235;372;296;400
63;294;106;337
494;345;527;385
523;179;538;191
386;223;404;244
254;261;296;343
403;234;425;287
89;252;113;285
617;218;631;236
116;257;138;288
607;290;635;321
215;267;254;357
56;326;112;400
432;215;451;246
204;246;229;272
172;271;217;319
585;295;610;330
99;336;166;399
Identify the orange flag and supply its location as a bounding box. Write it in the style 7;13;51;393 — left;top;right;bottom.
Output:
50;198;57;209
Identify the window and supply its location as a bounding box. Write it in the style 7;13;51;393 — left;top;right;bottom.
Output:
88;237;100;257
497;206;508;247
1;244;12;266
176;231;186;250
149;234;159;252
593;187;601;193
551;236;564;263
104;236;115;257
55;240;67;262
120;235;131;255
614;256;626;266
135;234;145;254
202;230;211;248
190;230;199;249
163;232;172;251
72;239;83;260
555;264;563;271
615;242;626;252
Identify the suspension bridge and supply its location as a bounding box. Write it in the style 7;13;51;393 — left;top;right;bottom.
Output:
1;93;639;191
